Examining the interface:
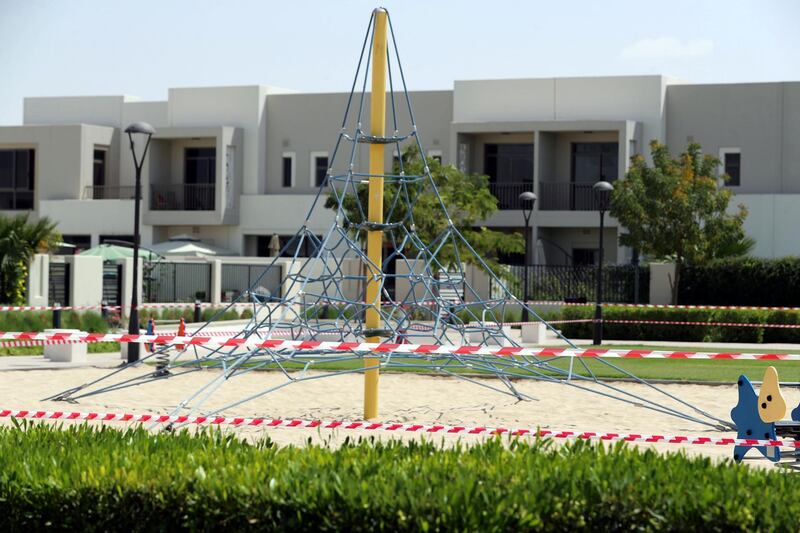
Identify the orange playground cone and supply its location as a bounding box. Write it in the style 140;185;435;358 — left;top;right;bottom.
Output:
176;317;186;351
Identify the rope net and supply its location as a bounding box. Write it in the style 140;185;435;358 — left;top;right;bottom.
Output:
49;10;730;431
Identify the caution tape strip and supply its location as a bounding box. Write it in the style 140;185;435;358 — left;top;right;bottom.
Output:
0;330;798;360
527;301;800;312
0;409;793;448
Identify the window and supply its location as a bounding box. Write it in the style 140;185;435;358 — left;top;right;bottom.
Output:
184;147;216;210
58;234;91;255
282;152;295;187
0;149;34;210
93;147;107;187
185;148;216;184
310;151;329;187
484;144;533;183
256;234;321;257
427;150;443;164
571;143;618;183
572;248;598;266
719;148;741;187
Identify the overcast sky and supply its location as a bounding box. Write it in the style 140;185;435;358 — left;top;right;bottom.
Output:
1;0;798;125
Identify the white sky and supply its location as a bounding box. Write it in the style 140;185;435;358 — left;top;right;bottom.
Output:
1;0;798;125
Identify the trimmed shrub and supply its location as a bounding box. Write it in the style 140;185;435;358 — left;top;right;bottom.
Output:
3;424;800;531
680;257;800;306
558;306;798;343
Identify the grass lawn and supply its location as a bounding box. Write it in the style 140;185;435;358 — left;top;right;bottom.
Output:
172;342;800;384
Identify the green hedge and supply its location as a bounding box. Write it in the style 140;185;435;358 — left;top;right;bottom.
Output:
0;310;109;333
558;305;800;343
3;424;800;530
680;257;800;306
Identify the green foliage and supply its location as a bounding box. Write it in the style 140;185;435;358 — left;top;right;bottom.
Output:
0;214;60;304
612;141;748;303
679;257;800;308
558;305;799;343
3;424;800;531
325;146;523;276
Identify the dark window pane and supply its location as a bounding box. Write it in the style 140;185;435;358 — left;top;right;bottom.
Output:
15;191;33;210
14;149;30;189
0;192;13;210
93;149;106;187
185;147;216;185
572;143;618;183
483;143;533;183
725;153;740;186
0;151;13;188
185;159;198;184
315;156;328;187
282;157;292;187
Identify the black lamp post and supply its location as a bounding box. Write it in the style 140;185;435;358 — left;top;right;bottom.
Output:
124;122;155;363
519;191;537;323
592;180;613;345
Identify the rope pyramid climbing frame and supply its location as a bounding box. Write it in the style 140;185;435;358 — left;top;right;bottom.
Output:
49;8;732;431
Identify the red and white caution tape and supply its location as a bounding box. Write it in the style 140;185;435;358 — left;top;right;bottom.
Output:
0;409;794;448
1;330;799;361
528;300;800;312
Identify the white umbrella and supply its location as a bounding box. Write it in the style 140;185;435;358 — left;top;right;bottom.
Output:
150;235;237;257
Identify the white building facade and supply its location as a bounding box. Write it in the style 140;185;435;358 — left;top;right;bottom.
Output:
1;75;798;264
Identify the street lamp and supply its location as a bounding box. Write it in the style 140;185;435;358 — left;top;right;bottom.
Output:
519;191;537;323
592;180;613;345
124;121;155;363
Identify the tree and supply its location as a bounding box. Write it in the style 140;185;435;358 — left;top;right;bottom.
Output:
611;140;748;304
0;214;61;304
325;145;523;275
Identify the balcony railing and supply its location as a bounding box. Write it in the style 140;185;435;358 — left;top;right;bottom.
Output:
83;185;137;200
487;181;534;210
539;181;614;211
150;183;216;211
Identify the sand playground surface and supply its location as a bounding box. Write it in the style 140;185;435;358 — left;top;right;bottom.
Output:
1;363;796;464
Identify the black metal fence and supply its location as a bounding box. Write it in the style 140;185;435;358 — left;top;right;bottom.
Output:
144;262;212;303
48;262;70;306
495;264;649;304
150;183;216;211
487;182;532;210
220;264;282;302
538;181;607;211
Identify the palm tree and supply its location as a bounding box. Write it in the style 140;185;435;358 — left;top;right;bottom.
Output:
0;214;60;304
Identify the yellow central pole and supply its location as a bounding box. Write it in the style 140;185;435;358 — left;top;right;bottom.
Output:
364;8;387;420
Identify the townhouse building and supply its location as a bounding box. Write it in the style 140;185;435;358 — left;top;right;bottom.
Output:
1;75;798;265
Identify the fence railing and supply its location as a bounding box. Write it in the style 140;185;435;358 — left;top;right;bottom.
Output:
539;181;614;211
144;262;212;303
494;264;649;304
83;185;137;200
221;264;283;302
150;183;216;211
487;182;533;210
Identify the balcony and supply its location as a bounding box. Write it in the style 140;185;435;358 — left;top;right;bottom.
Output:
539;181;613;211
83;185;136;200
150;183;216;211
487;182;533;210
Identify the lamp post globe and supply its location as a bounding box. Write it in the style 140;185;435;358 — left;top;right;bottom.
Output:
592;180;613;345
124;122;155;363
518;191;537;323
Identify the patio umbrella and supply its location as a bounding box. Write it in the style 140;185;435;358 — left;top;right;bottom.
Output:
149;235;237;257
80;244;160;261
